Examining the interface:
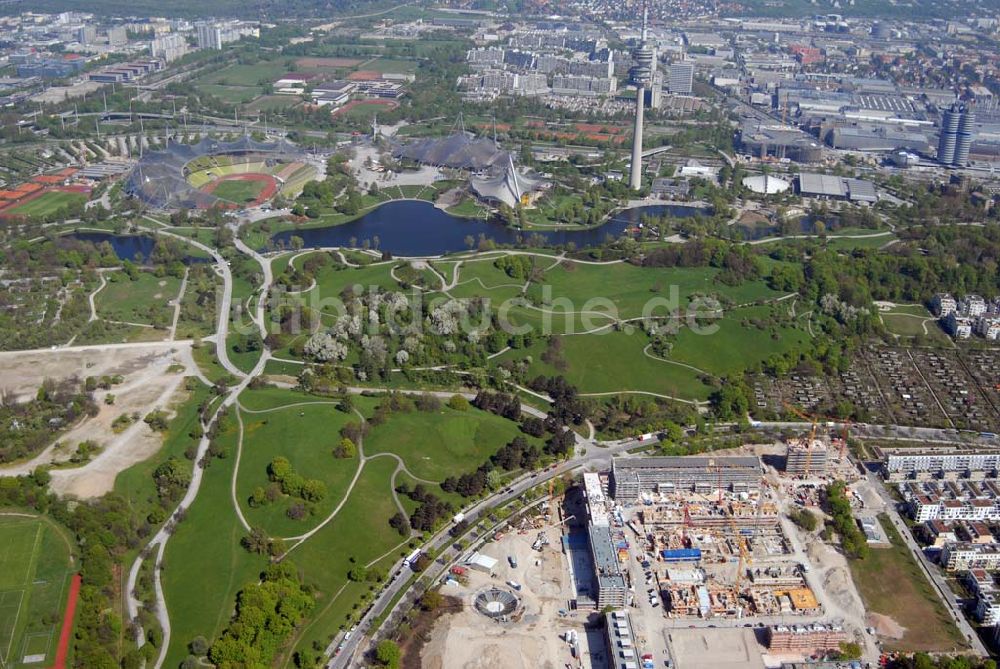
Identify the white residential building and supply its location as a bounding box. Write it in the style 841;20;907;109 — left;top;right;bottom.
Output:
941;542;1000;571
965;570;1000;625
960;294;988;317
150;33;188;62
932;292;957;317
908;496;1000;523
196;24;223;50
945;312;974;338
884;450;1000;480
975;316;1000;341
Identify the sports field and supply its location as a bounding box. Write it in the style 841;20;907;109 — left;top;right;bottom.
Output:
0;516;75;669
3;191;86;218
207;177;271;204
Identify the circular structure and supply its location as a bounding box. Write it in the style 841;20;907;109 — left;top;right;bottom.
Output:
124;136;312;210
742;174;791;195
474;588;519;619
199;173;279;207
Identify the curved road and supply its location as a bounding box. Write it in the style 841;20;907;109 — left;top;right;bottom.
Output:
118;216;1000;669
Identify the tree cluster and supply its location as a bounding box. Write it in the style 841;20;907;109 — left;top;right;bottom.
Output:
823;481;869;559
208;561;314;668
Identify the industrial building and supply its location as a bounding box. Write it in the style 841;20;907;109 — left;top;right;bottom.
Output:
797;172;877;203
609;456;761;500
880;447;1000;480
827;125;931;153
738;122;824;162
766;623;847;654
668;60;694;94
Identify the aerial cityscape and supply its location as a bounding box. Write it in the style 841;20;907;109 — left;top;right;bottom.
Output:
1;0;1000;668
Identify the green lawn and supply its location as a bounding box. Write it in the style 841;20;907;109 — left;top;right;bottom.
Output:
95;271;180;327
191;343;232;384
284;455;413;665
294;262;397;307
499;330;715;400
363;405;533;482
366;58;418;74
668;305;810;376
194;58;289;88
880;306;951;344
5;191;86;218
524;262;783;322
849;515;967;653
210;178;268;204
0;517;74;669
235;397;378;538
161;408;265;669
196;84;259;104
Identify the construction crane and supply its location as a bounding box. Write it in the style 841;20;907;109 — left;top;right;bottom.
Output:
682;501;694;548
726;514;752;590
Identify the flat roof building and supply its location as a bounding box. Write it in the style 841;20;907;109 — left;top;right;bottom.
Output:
589;525;628;609
881;448;1000;480
798;172;877;203
610;456;761;500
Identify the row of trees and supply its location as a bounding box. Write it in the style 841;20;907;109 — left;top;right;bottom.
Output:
823;480;870;559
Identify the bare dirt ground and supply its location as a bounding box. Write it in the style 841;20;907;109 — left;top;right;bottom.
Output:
0;342;204;498
669;628;766;669
422;527;587;669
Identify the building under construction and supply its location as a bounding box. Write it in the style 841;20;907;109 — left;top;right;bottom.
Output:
610;456;762;500
766;623;847;654
785;439;829;476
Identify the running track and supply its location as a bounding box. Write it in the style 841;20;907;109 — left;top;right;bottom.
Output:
48;573;80;669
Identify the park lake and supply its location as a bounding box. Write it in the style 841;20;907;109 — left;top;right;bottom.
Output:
68;201;708;260
271;200;707;256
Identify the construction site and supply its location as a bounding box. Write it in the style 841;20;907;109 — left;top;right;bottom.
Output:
422;444;878;669
597;467;822;622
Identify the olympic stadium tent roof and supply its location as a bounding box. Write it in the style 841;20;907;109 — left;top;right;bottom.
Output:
393;132;509;171
124;135;306;210
470;157;547;208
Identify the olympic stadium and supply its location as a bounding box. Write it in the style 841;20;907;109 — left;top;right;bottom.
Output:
124;136;317;210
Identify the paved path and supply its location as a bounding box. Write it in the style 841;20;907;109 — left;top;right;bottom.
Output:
87;272;108;322
168;267;189;340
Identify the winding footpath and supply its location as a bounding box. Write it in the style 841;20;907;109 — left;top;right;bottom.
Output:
117;220;1000;669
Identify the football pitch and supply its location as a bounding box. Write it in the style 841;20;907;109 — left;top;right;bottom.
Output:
0;518;74;668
